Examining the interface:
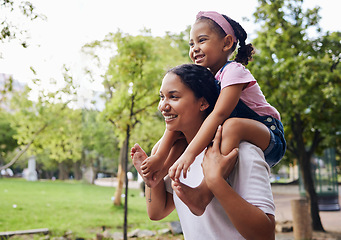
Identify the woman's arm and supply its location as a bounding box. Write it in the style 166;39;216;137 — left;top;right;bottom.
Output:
145;180;175;221
169;83;245;180
208;178;275;240
202;126;275;240
146;137;188;220
131;142;175;220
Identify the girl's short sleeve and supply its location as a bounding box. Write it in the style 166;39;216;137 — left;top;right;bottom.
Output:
216;62;256;90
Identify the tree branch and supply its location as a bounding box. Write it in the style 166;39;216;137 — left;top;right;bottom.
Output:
133;99;159;115
0;123;48;171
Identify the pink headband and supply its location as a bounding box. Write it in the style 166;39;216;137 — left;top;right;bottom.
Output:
196;11;237;43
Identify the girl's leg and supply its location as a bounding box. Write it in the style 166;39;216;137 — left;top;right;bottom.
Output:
220;117;271;155
173;118;270;216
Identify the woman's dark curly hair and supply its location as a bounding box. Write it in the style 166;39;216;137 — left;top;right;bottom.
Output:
196;14;255;66
167;64;219;115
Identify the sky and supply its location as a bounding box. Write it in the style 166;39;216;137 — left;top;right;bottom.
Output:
0;0;340;106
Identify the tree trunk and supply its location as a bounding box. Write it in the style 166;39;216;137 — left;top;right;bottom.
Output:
58;162;68;180
123;126;130;240
114;164;125;205
299;154;325;231
291;199;312;239
113;136;129;206
292;113;324;232
73;161;82;180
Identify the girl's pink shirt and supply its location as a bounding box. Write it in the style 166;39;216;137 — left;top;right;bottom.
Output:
215;62;281;120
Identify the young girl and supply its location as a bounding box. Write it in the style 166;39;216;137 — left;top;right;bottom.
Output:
141;11;286;192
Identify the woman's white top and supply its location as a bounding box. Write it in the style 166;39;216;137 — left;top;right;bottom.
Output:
165;141;275;240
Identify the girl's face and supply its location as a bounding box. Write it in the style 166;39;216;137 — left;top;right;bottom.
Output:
158;73;206;138
189;21;229;75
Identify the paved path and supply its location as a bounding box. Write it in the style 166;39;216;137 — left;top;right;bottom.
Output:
96;179;341;239
272;184;341;239
272;185;341;233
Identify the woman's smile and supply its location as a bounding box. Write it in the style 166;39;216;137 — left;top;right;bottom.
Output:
163;114;178;122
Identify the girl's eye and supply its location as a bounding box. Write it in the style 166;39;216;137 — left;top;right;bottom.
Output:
199;38;206;43
170;95;179;99
189;42;194;47
159;94;165;99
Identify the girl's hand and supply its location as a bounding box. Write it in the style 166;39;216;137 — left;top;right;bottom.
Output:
168;152;195;181
202;125;239;186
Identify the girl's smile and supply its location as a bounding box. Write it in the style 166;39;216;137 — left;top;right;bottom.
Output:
193;53;205;64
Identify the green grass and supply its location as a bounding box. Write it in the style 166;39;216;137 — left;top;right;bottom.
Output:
0;178;179;239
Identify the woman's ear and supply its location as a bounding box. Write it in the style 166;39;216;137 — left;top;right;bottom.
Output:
223;35;234;52
200;98;210;111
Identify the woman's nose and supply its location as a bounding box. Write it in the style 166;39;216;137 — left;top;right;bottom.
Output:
159;100;170;112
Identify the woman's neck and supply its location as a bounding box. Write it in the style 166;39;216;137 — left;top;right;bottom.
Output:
182;118;205;144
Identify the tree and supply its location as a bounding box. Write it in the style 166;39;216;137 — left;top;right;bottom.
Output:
83;30;188;206
3;66;80;175
250;0;341;231
0;111;17;166
81;109;120;180
83;29;188;239
36;105;82;180
1;0;45;50
1;0;47;170
0;74;14;105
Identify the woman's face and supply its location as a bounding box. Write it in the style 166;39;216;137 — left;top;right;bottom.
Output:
158;72;206;135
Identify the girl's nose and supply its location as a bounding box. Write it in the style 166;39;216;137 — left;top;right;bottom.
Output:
192;43;200;52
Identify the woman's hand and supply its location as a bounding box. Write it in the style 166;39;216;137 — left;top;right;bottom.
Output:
202;125;239;186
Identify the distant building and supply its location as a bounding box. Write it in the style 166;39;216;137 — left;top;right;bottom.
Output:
0;73;26;112
1;73;106;111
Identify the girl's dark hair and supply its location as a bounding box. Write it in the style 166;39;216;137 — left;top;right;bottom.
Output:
223;15;254;65
168;64;219;115
197;15;255;65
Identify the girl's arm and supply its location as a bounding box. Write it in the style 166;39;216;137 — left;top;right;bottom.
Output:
141;129;182;178
169;83;245;180
202;126;275;240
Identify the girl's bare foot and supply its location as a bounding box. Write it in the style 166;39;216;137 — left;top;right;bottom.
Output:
172;180;213;216
131;144;159;188
141;155;163;179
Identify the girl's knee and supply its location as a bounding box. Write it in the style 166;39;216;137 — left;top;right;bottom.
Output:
221;118;243;135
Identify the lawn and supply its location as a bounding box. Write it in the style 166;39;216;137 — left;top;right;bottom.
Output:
0;178;180;239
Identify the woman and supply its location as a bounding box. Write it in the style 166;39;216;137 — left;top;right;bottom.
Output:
131;64;275;239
